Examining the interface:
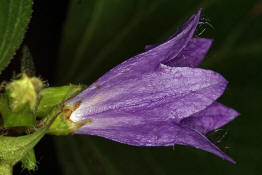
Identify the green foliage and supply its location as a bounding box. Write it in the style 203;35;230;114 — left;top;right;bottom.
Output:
0;0;33;74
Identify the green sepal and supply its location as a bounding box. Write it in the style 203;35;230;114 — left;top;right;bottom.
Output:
37;85;84;118
0;94;35;128
47;108;71;135
47;108;90;136
21;149;36;171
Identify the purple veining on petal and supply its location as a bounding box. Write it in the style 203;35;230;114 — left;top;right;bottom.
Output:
145;9;212;68
180;102;239;134
66;9;239;163
69;65;227;122
147;38;212;68
68;10;201;104
165;38;213;67
76;117;235;163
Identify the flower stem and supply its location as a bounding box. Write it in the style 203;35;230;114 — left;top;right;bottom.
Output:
0;163;12;175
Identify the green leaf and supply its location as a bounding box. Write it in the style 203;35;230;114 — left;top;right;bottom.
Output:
0;0;33;74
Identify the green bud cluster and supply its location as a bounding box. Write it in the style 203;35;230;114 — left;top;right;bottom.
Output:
0;72;85;173
6;73;43;112
1;73;43;128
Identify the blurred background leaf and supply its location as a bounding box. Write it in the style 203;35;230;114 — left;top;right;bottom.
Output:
0;0;32;75
19;0;262;174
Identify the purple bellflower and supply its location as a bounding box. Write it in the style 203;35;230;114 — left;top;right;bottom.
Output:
66;9;239;163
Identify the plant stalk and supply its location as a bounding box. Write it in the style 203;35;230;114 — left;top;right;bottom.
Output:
0;163;13;175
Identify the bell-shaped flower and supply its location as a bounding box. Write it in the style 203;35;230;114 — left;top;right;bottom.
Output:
65;9;239;163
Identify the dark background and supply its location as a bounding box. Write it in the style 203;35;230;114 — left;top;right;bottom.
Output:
9;0;262;174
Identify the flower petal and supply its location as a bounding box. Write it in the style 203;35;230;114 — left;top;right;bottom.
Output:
145;9;202;51
68;65;227;122
165;38;213;67
81;9;201;89
180;102;239;134
76;113;235;163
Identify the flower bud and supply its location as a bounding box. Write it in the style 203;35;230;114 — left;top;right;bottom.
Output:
6;73;43;112
1;74;43;128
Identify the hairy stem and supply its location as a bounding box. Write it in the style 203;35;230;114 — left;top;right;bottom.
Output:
0;163;12;175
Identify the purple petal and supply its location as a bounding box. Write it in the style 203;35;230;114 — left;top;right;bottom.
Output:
69;65;227;122
145;9;202;51
83;9;200;88
180;102;239;134
76;114;235;163
165;38;213;67
144;9;212;68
